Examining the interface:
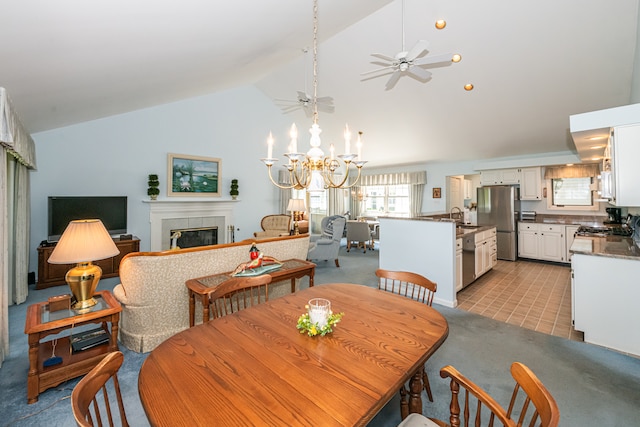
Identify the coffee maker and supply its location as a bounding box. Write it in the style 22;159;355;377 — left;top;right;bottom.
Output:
605;207;622;224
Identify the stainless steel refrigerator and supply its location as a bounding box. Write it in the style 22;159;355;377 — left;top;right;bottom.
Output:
477;185;520;261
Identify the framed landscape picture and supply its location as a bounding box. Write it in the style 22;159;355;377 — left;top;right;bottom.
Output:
167;153;221;197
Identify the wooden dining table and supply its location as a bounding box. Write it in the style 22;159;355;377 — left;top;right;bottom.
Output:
138;283;449;426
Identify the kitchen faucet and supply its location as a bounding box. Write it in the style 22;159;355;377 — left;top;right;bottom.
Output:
450;206;462;221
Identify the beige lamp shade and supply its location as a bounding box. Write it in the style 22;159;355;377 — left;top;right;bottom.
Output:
48;219;120;264
48;219;120;310
286;199;306;213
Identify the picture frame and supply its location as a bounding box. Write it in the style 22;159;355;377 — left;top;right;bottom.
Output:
167;153;221;197
432;187;441;198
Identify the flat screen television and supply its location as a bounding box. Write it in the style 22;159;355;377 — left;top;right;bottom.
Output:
48;196;128;242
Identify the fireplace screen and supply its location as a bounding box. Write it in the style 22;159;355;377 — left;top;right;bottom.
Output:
170;226;218;249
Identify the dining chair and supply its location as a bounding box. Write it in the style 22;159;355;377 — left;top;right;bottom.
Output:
208;274;273;318
71;351;129;427
397;362;560;427
375;269;437;409
346;220;374;253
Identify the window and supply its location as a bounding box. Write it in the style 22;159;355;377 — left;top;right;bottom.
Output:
549;177;594;208
363;184;410;216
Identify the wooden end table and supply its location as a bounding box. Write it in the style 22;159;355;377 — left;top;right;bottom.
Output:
23;290;121;404
186;258;315;327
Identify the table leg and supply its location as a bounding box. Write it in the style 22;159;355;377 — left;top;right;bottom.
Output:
290;278;296;293
309;268;314;287
27;333;40;404
109;315;120;352
408;368;424;415
189;291;195;327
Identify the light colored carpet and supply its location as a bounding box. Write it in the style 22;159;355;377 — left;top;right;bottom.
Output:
3;245;639;426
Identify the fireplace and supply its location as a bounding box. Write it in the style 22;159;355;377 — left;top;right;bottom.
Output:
170;226;218;249
145;199;235;251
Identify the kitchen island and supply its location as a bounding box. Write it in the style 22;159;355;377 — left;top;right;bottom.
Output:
570;235;640;357
378;216;495;308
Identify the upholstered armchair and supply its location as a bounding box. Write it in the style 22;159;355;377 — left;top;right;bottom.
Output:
254;214;291;238
307;216;346;267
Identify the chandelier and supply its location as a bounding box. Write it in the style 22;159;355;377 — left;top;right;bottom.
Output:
261;0;366;192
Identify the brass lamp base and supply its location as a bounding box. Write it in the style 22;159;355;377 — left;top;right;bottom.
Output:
66;262;103;311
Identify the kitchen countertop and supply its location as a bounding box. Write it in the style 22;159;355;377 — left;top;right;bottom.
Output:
519;213;608;227
570;235;640;260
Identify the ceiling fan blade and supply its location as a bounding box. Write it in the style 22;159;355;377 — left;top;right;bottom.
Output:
315;96;334;104
371;53;396;62
408;66;432;81
415;53;455;66
406;40;430;61
318;103;335;114
385;71;402;90
361;65;396;76
296;91;310;101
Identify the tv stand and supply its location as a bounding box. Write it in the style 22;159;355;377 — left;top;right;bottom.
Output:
36;236;140;289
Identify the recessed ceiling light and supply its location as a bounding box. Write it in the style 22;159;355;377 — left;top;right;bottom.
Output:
435;20;446;29
464;83;474;91
587;136;607;140
590;145;605;150
452;54;462;63
566;163;574;166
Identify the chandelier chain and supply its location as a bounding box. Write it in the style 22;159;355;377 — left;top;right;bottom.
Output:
312;0;319;125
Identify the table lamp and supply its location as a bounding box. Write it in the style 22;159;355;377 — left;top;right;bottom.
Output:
47;219;120;310
287;199;306;235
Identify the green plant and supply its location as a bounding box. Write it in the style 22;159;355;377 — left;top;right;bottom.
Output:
230;179;239;198
148;174;160;197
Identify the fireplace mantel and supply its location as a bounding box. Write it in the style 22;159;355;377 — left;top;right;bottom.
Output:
144;199;236;250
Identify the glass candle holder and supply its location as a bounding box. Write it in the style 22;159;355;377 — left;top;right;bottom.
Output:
308;298;331;328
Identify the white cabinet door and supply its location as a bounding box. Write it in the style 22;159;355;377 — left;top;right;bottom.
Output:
565;225;580;262
520;167;542;200
464;179;473;199
611;124;640;206
538;231;564;261
518;222;539;258
500;168;521;185
480;170;501;186
474;242;485;277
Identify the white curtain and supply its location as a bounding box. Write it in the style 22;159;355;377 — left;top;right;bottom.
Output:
0;88;37;367
351;171;427;217
277;170;293;214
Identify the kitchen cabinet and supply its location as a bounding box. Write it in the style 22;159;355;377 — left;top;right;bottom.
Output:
480;168;521;186
517;223;566;263
609;124;640;206
456;238;463;292
520;167;542;200
464;179;473;200
565;225;580;262
474;228;497;278
572;252;640;357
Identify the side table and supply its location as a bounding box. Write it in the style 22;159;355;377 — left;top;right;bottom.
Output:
186;258;315;327
23;290;121;404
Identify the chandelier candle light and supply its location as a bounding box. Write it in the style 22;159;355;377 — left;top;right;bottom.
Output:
262;0;366;192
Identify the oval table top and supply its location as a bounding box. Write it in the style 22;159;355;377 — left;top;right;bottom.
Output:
138;283;449;427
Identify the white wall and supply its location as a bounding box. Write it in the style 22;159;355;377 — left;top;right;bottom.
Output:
29;86;292;274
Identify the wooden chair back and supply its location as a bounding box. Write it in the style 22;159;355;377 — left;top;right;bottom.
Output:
435;362;560;427
375;269;437;306
71;351;129;427
209;275;272;318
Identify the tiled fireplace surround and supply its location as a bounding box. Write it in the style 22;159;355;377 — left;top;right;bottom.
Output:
146;199;235;251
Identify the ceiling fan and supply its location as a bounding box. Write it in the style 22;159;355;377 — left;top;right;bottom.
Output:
275;48;335;117
361;0;460;90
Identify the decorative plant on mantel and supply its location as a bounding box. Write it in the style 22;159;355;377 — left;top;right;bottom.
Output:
148;174;160;200
230;179;239;200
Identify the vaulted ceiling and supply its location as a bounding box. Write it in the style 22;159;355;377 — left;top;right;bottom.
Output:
1;0;638;167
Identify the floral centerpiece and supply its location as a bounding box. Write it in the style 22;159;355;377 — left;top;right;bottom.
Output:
297;307;344;337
